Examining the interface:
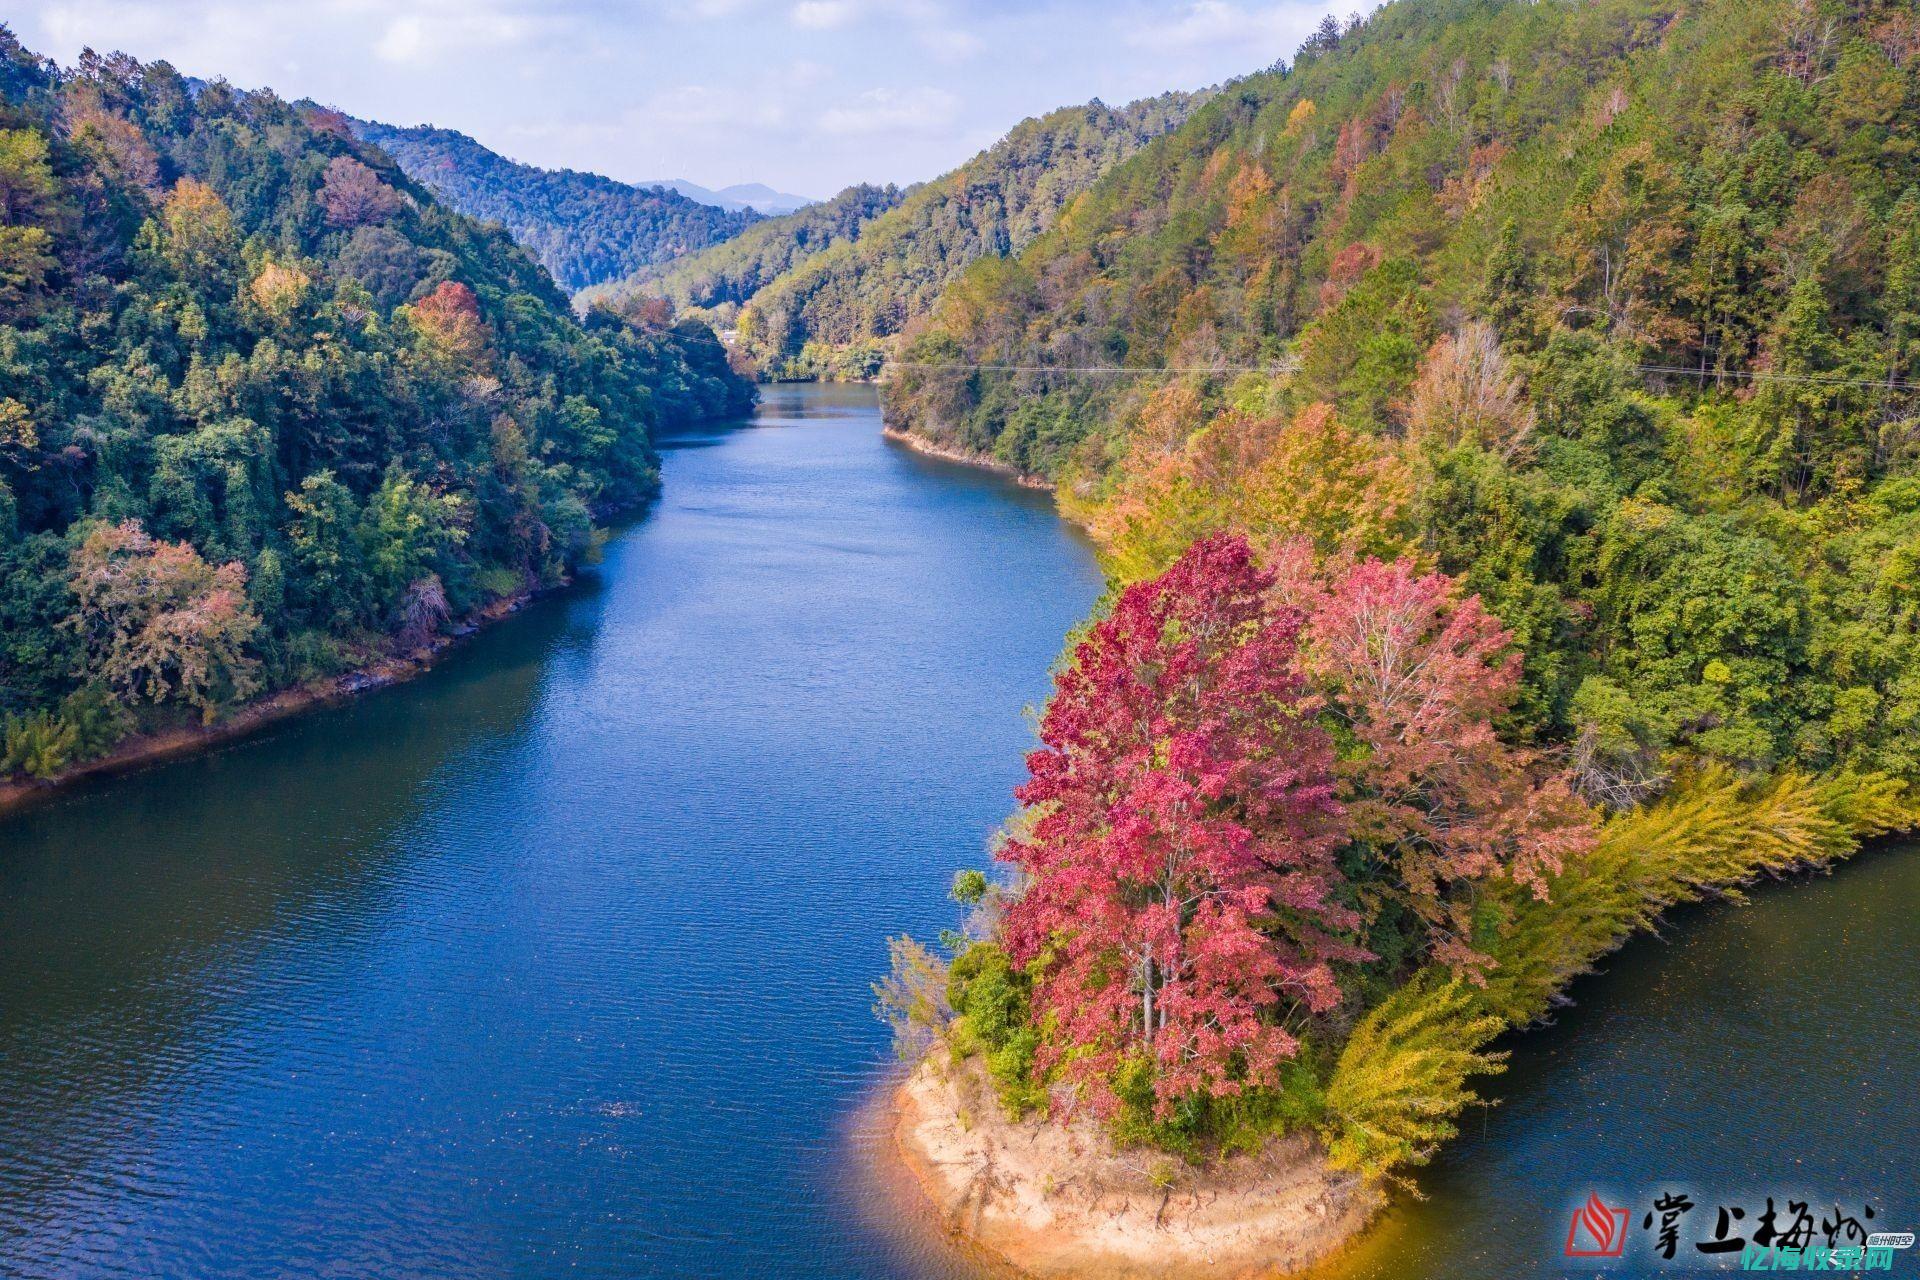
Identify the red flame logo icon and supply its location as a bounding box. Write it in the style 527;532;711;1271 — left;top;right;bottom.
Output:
1565;1192;1629;1257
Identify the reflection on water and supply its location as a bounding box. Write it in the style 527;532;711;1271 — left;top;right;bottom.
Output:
2;383;1913;1280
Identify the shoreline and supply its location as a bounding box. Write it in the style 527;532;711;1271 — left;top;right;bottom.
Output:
881;426;1055;491
0;462;688;821
0;588;541;820
884;1058;1381;1279
0;419;1050;818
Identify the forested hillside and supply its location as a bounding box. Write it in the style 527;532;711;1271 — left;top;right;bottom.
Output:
894;0;1920;487
580;182;907;332
351;119;761;291
883;0;1920;1193
0;31;752;782
716;92;1206;378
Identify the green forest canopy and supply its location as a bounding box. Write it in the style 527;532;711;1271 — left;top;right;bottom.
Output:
887;0;1920;789
349;118;763;293
595;92;1207;380
579;181;908;331
0;31;752;780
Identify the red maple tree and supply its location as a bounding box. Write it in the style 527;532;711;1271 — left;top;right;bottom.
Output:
1000;535;1366;1117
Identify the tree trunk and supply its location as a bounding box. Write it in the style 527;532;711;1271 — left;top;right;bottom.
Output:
1141;948;1155;1046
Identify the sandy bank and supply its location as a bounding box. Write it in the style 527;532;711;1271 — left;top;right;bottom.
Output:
887;1059;1381;1279
0;590;535;819
882;427;1055;491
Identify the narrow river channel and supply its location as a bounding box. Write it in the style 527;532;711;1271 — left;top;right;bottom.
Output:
1;384;1913;1279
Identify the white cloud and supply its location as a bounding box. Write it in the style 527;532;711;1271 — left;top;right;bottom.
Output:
1123;0;1315;54
370;2;547;65
27;0;565;77
818;85;959;135
510;81;791;155
791;0;859;29
782;58;834;88
788;0;949;31
32;1;291;79
647;83;792;130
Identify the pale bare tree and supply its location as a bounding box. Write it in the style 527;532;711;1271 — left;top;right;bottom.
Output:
1404;321;1536;457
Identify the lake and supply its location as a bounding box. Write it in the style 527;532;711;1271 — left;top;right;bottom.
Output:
1;384;1912;1279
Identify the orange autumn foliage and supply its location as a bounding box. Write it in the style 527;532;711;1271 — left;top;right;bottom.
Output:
404;280;489;367
1085;398;1414;582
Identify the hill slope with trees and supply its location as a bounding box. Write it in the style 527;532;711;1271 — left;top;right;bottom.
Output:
599;92;1205;379
349;118;761;292
879;0;1920;1215
579;182;908;332
0;30;752;785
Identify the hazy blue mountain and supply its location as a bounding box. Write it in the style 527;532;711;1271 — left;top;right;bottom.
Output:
639;178;816;215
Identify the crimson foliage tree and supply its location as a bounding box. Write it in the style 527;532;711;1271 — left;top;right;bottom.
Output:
1000;535;1366;1118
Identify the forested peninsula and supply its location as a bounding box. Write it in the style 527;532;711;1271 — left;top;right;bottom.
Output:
0;31;751;801
878;0;1920;1270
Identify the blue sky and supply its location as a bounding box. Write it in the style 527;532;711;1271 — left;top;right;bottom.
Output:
12;0;1341;196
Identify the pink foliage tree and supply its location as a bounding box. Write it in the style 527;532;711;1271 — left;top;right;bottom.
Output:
1271;546;1596;972
319;155;403;228
999;535;1367;1118
66;520;261;721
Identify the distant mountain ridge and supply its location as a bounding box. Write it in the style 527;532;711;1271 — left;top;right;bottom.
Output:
348;119;763;291
579;182;909;327
597;89;1210;377
639;179;815;215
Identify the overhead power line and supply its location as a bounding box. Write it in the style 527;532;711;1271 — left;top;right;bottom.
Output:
1630;365;1920;392
879;360;1920;394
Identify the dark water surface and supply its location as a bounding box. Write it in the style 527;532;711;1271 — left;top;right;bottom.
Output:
2;384;1914;1279
1306;835;1920;1278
